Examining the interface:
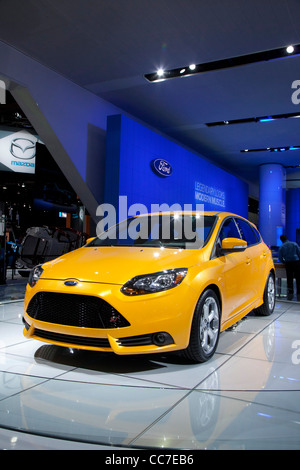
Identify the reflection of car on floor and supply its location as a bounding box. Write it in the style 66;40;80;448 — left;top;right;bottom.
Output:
23;212;275;363
17;318;277;449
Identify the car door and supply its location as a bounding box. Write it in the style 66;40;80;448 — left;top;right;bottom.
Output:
214;217;254;322
234;217;264;303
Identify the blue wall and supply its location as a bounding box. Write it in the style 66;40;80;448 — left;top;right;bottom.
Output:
105;114;248;218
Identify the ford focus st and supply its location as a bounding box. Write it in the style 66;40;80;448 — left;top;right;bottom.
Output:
22;212;275;363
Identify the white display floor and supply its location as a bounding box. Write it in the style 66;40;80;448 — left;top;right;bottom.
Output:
0;288;300;449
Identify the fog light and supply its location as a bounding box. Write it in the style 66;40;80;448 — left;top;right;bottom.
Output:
152;332;174;346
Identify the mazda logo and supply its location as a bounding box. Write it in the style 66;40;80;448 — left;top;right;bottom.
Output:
10;138;36;160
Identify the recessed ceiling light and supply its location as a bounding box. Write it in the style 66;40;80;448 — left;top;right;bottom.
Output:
145;43;300;82
240;146;300;153
258;117;275;122
206;111;300;127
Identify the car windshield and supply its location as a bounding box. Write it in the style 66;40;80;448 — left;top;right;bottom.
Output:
87;214;217;249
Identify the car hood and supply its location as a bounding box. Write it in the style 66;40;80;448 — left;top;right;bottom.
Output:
41;245;202;285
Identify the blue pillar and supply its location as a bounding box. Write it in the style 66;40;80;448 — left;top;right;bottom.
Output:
286;188;300;242
259;164;286;246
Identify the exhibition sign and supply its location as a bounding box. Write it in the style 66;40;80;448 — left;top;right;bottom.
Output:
0;129;41;174
194;182;226;208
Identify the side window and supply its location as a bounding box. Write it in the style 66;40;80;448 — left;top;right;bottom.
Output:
219;218;240;242
235;218;258;246
213;217;241;258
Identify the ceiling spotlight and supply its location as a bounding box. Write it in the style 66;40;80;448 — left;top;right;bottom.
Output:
206;111;300;127
286;45;294;54
180;68;186;74
145;43;300;82
240;145;300;153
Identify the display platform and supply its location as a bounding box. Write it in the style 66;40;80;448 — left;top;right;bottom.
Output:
0;291;300;450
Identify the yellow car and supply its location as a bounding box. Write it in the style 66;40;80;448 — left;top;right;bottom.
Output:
22;212;275;363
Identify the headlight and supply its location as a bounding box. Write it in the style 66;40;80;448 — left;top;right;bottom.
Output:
121;268;188;296
28;265;44;287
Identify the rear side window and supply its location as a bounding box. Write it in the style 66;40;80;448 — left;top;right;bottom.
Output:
251;225;261;242
235;218;258;246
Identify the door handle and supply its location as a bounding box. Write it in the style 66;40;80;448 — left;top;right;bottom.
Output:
246;257;251;265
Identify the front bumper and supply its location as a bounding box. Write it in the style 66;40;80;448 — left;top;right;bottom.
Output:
23;278;199;355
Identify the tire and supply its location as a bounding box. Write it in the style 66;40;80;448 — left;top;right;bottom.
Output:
254;272;275;316
183;289;221;363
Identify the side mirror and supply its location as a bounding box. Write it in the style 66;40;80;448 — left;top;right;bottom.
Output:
221;237;247;254
85;237;96;245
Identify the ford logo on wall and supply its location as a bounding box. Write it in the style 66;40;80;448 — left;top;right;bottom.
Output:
151;158;172;178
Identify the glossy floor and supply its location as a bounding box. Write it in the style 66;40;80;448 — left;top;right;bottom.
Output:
0;292;300;449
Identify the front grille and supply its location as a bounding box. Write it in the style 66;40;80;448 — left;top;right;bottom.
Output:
27;292;130;329
34;328;111;348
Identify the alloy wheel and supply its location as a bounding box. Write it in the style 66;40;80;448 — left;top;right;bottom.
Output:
200;296;220;355
267;275;275;311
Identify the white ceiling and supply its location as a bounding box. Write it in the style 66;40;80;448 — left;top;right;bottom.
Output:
1;0;300;193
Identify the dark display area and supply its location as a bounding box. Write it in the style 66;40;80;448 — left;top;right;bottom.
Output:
0;141;82;238
0;93;88;281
